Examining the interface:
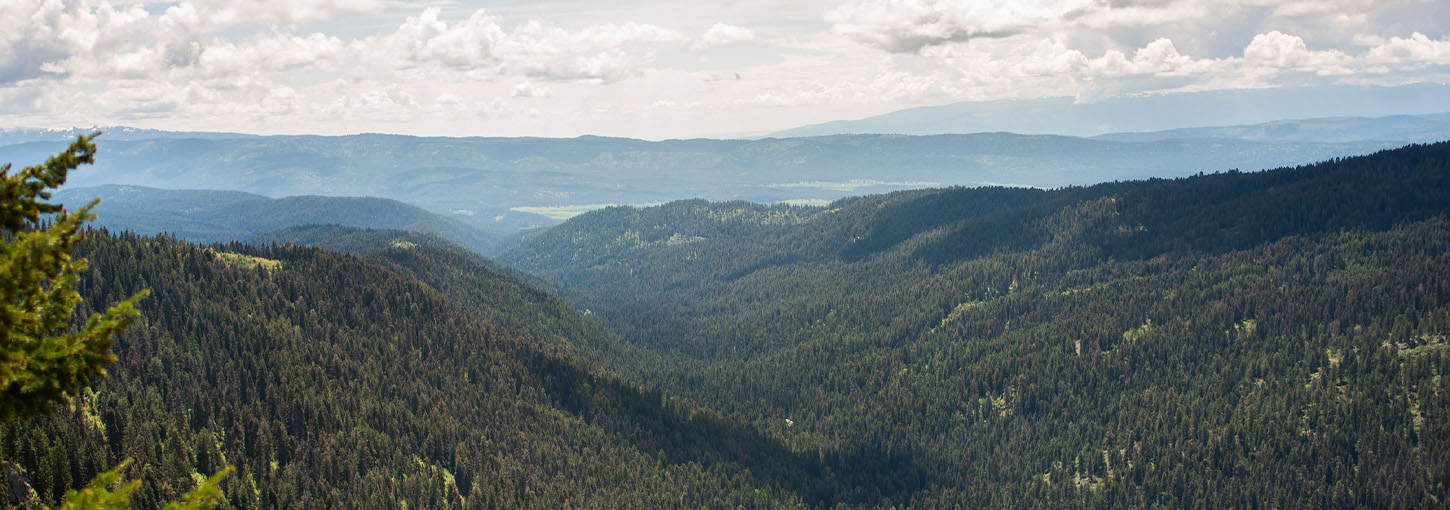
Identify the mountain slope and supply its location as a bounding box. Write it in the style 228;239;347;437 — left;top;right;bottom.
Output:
501;142;1450;507
55;185;507;255
0;232;833;508
4;223;995;508
253;224;644;365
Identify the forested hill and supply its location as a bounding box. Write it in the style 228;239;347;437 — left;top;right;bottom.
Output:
500;141;1450;506
54;185;507;255
506;142;1450;299
2;231;847;508
251;224;643;365
504;142;1450;346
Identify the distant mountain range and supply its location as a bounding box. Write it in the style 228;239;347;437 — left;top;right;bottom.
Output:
770;84;1450;138
3;128;1423;232
1091;112;1450;143
0;125;256;143
55;185;506;254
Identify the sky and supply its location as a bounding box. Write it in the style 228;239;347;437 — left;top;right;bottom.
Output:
2;0;1449;139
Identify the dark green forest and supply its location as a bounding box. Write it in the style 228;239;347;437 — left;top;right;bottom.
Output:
2;234;818;508
4;142;1450;508
502;142;1450;507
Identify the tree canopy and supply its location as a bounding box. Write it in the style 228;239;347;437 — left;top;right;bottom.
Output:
0;134;228;510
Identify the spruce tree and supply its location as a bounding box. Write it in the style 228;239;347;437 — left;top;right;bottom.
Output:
0;133;230;509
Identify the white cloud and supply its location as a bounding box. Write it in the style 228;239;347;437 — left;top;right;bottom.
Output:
201;0;383;28
0;1;142;82
512;81;552;97
197;32;346;77
1050;37;1214;77
1131;39;1195;74
377;8;684;83
383;8;508;71
1263;0;1402;19
1364;33;1450;66
915;35;1222;94
822;0;1230;53
1243;31;1353;74
436;93;464;106
0;0;377;85
320;79;421;119
822;0;1438;57
695;23;756;50
507;21;685;82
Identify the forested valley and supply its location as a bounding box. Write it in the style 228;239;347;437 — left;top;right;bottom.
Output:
4;142;1450;508
501;142;1450;507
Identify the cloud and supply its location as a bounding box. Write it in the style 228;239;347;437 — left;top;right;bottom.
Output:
823;0;1231;53
1262;0;1404;19
377;7;685;83
838;19;1450;108
1243;31;1353;74
823;0;1434;56
1364;33;1450;67
384;8;508;71
198;32;347;77
0;0;151;82
0;0;364;85
319;79;421;118
435;93;464;107
512;81;552;97
201;0;383;28
902;35;1218;97
507;21;686;82
695;23;756;50
826;0;1093;52
1131;39;1195;73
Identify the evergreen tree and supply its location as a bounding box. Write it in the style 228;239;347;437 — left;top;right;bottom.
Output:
0;133;229;509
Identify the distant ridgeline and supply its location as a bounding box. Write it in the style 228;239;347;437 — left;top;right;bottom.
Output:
502;142;1450;507
0;126;1424;233
54;185;508;255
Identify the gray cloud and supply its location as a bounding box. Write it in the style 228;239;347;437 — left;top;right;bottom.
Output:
0;40;68;83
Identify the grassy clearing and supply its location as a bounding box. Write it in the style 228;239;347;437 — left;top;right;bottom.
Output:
212;250;283;271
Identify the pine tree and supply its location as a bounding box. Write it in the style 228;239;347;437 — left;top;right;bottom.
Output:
0;133;230;509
